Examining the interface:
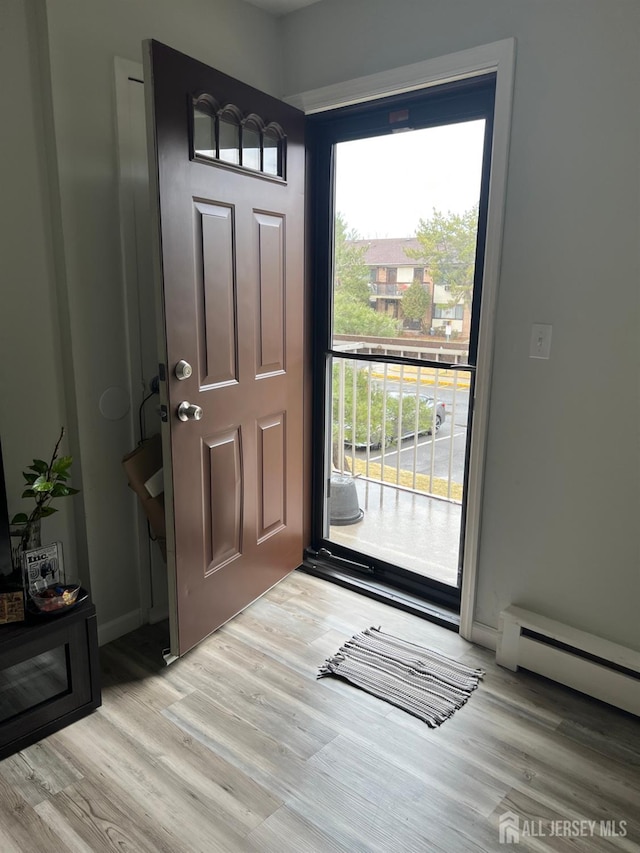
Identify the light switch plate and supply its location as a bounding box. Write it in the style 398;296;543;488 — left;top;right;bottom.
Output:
530;324;552;359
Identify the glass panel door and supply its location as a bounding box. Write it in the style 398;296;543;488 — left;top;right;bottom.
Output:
311;76;495;607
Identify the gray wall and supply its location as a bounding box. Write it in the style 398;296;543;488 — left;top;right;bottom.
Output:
282;0;640;650
0;0;78;573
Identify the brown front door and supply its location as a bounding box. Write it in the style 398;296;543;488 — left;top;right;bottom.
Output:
144;41;307;656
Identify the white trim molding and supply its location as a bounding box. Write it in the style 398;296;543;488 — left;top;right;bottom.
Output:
114;57;150;624
470;621;498;651
285;39;517;641
285;39;515;113
114;56;171;632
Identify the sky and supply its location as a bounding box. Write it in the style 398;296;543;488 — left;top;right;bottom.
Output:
334;119;486;239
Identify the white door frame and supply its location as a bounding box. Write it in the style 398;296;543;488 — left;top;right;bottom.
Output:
114;56;169;631
285;39;516;644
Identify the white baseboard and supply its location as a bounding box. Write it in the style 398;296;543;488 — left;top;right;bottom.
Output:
98;609;142;646
470;620;498;651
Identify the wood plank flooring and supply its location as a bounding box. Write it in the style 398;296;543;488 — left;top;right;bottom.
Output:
0;571;638;852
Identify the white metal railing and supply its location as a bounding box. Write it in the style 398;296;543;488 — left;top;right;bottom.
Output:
332;358;469;504
370;283;402;297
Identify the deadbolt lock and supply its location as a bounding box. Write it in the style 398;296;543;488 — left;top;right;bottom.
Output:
175;359;193;381
177;401;203;422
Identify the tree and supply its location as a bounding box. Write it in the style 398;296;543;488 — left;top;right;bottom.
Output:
401;279;430;330
333;363;393;448
333;212;370;303
333;212;399;338
333;291;400;337
332;364;434;450
406;207;478;308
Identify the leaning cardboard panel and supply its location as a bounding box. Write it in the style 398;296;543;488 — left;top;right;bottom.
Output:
122;434;166;561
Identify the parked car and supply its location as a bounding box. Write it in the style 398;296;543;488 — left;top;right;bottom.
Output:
340;390;446;450
390;392;446;442
396;393;447;441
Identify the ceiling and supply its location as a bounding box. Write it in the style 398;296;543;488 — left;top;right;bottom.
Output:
245;0;322;16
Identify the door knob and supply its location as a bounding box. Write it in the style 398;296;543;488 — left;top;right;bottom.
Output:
177;401;203;421
174;360;193;380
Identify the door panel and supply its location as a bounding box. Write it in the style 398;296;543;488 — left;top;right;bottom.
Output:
196;202;237;388
257;412;286;539
204;429;242;571
145;41;306;655
255;212;285;375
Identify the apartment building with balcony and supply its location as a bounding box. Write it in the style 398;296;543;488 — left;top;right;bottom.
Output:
352;236;471;338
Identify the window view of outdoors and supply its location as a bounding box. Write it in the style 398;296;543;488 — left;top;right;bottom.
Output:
327;121;485;587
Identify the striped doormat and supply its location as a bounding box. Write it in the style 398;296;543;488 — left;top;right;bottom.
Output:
318;626;484;727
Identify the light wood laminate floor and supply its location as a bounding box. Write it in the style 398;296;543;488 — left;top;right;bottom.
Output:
0;571;638;852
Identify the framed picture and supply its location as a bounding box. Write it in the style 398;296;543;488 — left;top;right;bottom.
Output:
0;590;25;624
22;542;64;593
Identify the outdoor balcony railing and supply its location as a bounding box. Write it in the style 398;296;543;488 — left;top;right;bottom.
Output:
370;282;405;297
331;358;469;505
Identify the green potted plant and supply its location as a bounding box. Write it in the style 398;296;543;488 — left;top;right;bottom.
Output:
10;427;79;572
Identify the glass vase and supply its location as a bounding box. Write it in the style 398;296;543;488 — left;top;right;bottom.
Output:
9;519;42;575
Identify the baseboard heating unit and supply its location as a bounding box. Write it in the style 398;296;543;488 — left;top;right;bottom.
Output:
496;606;640;716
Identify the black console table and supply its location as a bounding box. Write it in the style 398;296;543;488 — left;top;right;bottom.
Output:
0;595;101;760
